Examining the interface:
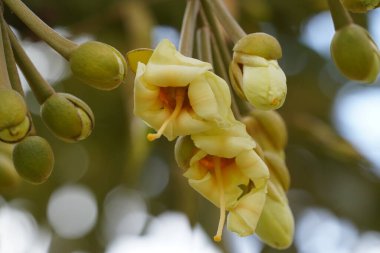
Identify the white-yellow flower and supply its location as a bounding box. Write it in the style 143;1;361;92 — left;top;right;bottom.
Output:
230;33;287;110
134;39;234;141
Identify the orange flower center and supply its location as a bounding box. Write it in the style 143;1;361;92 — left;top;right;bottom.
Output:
147;87;187;141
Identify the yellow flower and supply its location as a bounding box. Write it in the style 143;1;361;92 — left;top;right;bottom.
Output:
134;40;234;141
176;123;269;241
229;33;287;110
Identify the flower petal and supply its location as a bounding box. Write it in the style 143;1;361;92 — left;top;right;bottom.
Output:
144;39;212;87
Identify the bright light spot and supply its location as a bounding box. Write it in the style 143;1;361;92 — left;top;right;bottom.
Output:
138;156;170;197
333;83;380;173
106;212;221;253
0;205;51;253
152;26;180;48
296;208;359;253
369;9;380;46
301;11;334;58
47;185;98;239
225;231;262;253
102;186;148;242
354;232;380;253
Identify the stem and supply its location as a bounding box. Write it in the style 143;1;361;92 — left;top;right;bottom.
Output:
327;0;352;30
204;0;245;43
0;19;10;89
3;0;78;60
201;0;231;68
0;15;24;95
179;0;200;56
196;27;212;63
8;27;55;104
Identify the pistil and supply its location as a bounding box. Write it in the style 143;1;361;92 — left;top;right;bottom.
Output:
213;157;226;242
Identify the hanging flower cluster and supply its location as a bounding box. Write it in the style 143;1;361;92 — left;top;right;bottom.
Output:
131;31;293;247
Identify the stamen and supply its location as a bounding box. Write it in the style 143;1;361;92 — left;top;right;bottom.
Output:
147;88;186;141
213;157;226;242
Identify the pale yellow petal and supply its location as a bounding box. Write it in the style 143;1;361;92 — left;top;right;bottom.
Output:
235;150;269;188
242;61;287;110
188;72;232;125
144;39;212;87
191;121;256;158
227;185;267;236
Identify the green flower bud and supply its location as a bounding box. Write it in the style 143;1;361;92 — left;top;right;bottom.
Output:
41;93;94;142
0;115;31;143
0;142;20;191
12;136;54;184
174;135;196;170
233;33;282;60
256;182;294;249
70;41;128;90
0;89;27;129
341;0;380;13
331;24;380;83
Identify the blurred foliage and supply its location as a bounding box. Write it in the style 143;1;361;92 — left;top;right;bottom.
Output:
1;0;380;252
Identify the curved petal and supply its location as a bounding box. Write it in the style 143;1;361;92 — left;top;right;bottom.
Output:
227;185;267;236
191;121;256;158
188;72;233;126
144;39;212;87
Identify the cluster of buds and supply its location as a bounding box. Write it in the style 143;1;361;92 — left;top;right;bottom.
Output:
0;0;128;186
129;0;294;245
328;0;380;83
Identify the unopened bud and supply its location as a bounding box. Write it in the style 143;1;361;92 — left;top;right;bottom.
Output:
331;24;380;83
174;136;196;170
256;182;294;249
12;136;54;184
41;93;94;142
70;41;128;90
0;89;27;129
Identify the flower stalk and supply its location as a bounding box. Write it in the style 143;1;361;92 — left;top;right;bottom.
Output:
8;27;55;104
205;0;246;43
0;16;24;95
327;0;353;30
0;20;11;89
2;0;78;60
179;0;200;56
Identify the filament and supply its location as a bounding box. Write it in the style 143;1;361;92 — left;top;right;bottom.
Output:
213;157;226;242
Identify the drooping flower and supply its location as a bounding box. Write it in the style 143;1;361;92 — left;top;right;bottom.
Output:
229;33;287;110
134;39;234;141
175;122;269;241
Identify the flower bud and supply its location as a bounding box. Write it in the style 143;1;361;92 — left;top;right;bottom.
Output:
174;135;196;170
242;110;287;153
233;33;282;60
0;115;31;143
70;41;128;90
12;136;54;184
0;142;20;191
0;89;27;129
341;0;380;13
231;33;287;110
256;182;294;249
331;24;380;83
41;93;94;142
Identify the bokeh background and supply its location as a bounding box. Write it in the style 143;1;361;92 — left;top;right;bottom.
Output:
1;0;380;252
